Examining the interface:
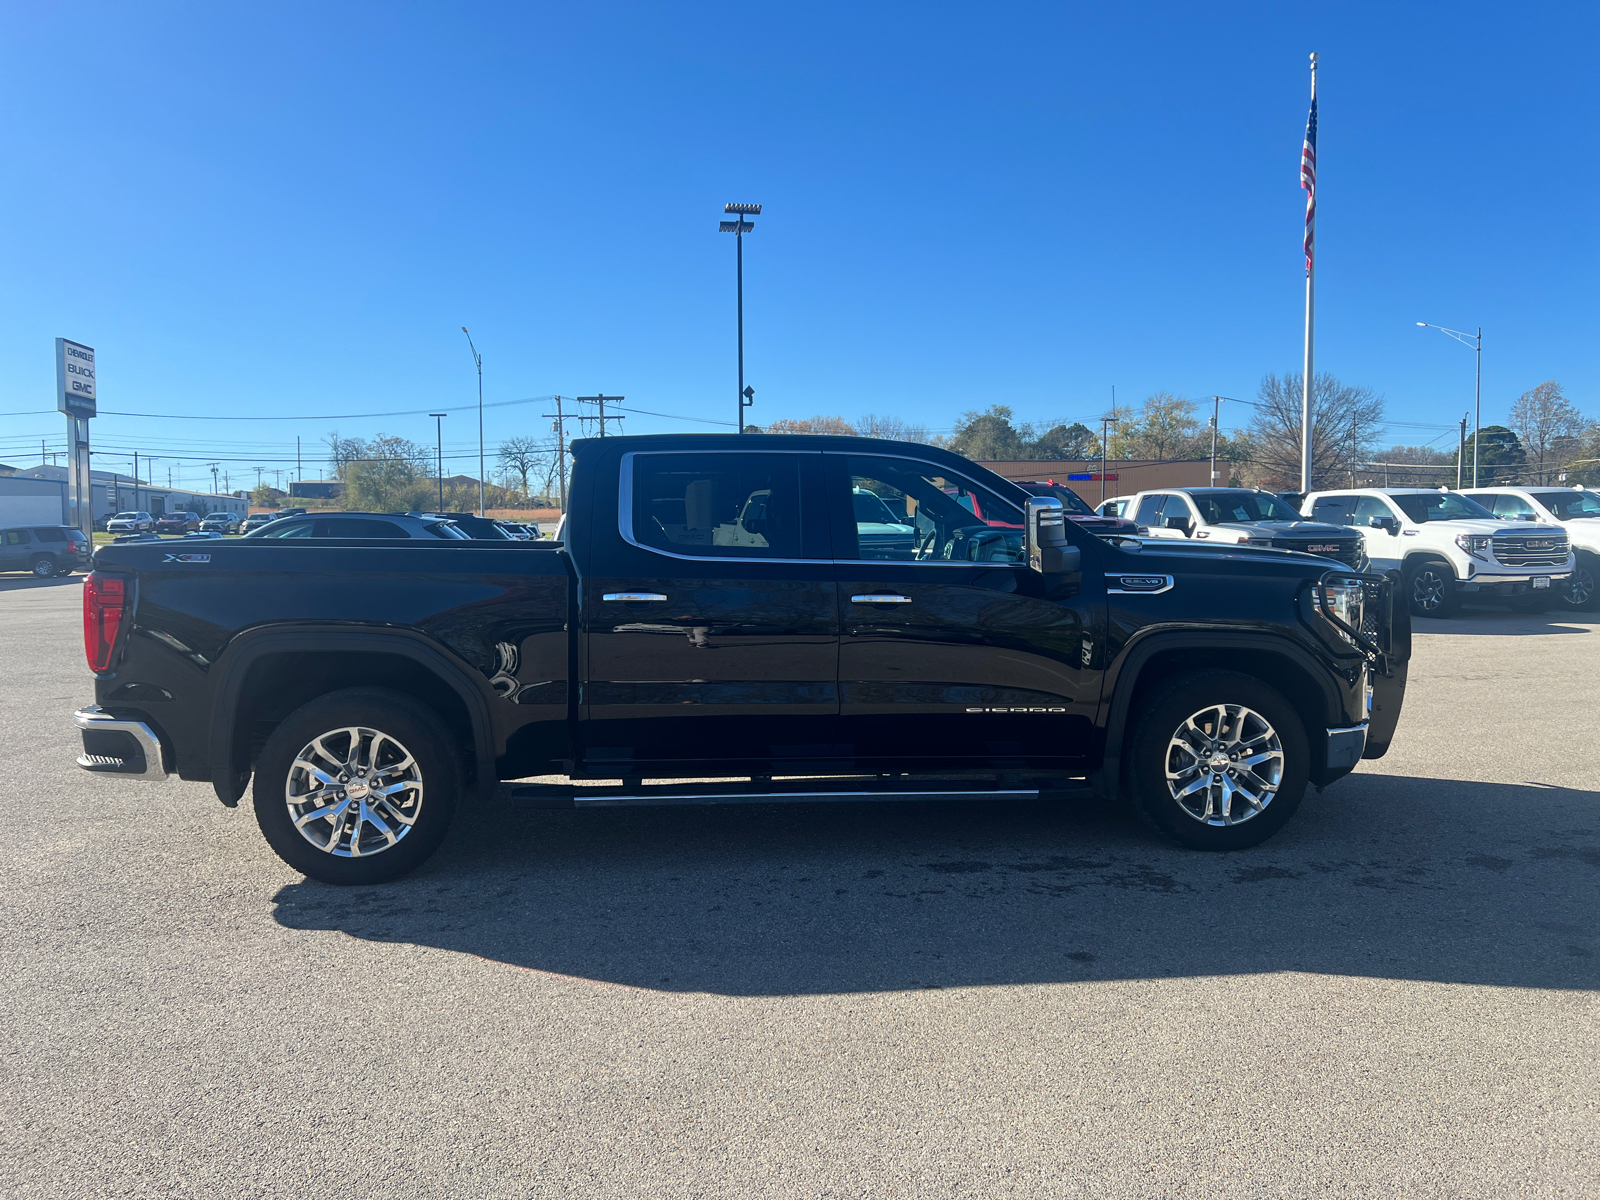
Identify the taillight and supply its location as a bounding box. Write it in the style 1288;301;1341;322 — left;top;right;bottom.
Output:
83;573;126;673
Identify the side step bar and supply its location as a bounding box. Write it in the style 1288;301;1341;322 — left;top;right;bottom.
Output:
510;777;1095;811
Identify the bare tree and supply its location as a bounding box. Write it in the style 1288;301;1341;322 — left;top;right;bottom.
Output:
323;431;366;480
764;416;857;435
1249;372;1386;490
856;413;931;443
1508;381;1583;485
496;435;545;501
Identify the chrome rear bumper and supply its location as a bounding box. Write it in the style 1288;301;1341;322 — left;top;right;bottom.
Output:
73;706;171;781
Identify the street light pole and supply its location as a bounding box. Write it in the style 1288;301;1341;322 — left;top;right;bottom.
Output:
461;327;484;515
429;413;447;512
1416;322;1483;486
720;204;761;432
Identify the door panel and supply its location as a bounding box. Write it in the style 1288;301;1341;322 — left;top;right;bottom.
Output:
830;453;1101;768
582;450;841;772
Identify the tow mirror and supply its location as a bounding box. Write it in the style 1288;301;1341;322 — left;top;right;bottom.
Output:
1026;496;1081;576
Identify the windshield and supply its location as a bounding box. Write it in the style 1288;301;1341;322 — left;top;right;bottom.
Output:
113;513;136;520
1191;490;1302;524
1530;490;1600;519
1392;492;1495;523
1019;484;1094;515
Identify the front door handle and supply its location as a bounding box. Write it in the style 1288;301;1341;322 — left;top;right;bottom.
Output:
851;593;913;604
603;592;668;602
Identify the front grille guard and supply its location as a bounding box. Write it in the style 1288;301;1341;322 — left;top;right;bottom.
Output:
1314;567;1392;669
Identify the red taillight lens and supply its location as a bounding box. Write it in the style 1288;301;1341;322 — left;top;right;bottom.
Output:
83;573;126;674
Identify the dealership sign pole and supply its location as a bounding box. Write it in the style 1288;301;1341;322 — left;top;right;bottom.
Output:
56;338;97;539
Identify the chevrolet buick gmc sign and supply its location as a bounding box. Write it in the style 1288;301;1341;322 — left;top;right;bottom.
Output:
55;338;96;417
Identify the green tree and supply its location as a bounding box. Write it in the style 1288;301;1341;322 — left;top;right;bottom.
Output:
1123;393;1203;459
948;406;1029;460
343;434;434;512
1452;425;1526;485
249;483;279;509
1030;422;1099;460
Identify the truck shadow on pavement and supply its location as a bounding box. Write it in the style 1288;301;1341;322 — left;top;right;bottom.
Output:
1426;608;1599;634
271;772;1600;996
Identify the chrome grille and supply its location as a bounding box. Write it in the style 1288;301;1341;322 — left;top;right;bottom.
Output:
1492;534;1568;568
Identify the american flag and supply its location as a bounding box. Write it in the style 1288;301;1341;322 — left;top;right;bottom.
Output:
1300;95;1318;275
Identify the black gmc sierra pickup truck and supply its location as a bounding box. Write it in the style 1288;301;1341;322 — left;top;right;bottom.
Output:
74;434;1410;884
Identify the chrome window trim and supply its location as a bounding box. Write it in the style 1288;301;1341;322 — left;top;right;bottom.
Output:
618;449;828;565
616;447;1039;569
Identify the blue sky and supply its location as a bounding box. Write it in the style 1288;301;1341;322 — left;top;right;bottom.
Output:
1;1;1593;488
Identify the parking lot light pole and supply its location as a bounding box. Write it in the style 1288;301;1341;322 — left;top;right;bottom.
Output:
1416;322;1482;486
720;204;761;432
461;327;484;515
429;413;448;512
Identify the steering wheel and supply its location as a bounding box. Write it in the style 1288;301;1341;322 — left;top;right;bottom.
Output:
914;524;938;560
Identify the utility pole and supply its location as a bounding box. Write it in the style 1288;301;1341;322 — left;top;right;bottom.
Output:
577;396;625;440
1209;396;1228;486
133;451;140;512
461;327;485;516
1416;322;1483;487
209;463;220;495
542;396;572;512
1457;416;1467;489
297;435;302;483
429;413;447;512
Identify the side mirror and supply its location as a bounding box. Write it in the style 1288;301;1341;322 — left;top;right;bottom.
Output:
1164;516;1193;534
1026;496;1080;575
1368;516;1399;535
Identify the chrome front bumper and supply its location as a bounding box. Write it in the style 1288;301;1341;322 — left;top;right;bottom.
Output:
1325;724;1368;772
73;706;171;781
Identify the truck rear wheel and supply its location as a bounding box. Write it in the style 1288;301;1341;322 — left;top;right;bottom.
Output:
1127;670;1310;851
1559;551;1599;612
253;688;461;885
29;555;58;578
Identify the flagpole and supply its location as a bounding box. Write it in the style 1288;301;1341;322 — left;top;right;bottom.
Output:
1300;51;1318;494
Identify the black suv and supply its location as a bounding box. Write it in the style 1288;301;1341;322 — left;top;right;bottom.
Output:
1;525;92;577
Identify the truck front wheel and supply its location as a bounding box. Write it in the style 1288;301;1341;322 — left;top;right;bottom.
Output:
253;688;461;885
1405;558;1459;618
1126;670;1310;851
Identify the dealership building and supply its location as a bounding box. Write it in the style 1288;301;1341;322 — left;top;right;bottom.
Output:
3;464;247;526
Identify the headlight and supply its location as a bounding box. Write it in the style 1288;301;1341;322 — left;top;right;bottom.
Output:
1455;533;1491;559
1313;580;1365;645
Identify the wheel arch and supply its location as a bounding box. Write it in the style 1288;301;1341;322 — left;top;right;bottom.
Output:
206;627;496;807
1093;632;1348;801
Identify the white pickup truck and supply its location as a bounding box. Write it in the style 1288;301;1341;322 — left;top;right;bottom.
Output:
1459;486;1600;612
1301;487;1572;617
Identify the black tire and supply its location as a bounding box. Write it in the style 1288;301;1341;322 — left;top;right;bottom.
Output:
1559;551;1600;613
28;555;57;579
1126;670;1310;851
1405;558;1459;618
253;688;462;885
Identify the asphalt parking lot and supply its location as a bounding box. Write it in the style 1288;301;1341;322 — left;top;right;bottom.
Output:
1;576;1596;1198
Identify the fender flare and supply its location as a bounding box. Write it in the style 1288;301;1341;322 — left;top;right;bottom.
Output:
206;626;497;806
1090;629;1349;801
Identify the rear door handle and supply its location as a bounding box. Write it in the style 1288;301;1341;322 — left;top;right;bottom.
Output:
603;592;668;602
851;593;913;604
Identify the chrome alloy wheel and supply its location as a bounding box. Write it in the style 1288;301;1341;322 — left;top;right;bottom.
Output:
1165;704;1284;826
1411;567;1448;613
285;726;424;857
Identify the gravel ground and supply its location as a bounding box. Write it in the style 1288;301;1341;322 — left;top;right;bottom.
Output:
1;574;1596;1198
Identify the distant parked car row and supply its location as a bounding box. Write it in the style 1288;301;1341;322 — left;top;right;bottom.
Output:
1093;484;1595;617
237;511;547;541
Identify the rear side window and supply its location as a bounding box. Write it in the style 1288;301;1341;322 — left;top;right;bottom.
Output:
313;519;408;538
33;528;67;542
1311;495;1357;524
258;520;316;538
630;453;805;559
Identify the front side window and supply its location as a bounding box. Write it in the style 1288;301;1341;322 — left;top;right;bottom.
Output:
1528;490;1600;520
4;530;29;545
842;455;1024;563
1192;490;1301;524
1391;492;1494;523
256;520;315;539
630;453;804;559
1021;484;1094;515
1133;494;1168;526
314;518;408;538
